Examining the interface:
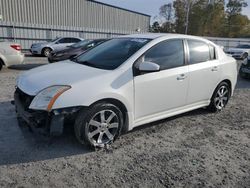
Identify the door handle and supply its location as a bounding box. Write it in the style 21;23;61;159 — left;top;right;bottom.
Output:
211;66;218;72
177;74;186;81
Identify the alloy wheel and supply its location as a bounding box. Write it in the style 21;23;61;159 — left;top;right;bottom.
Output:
214;85;229;110
44;48;51;57
86;110;119;147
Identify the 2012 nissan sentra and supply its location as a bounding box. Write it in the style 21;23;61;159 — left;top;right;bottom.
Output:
14;33;238;148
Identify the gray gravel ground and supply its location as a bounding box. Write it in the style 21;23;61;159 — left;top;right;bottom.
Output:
0;57;249;188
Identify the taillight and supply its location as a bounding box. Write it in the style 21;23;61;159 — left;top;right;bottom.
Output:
10;44;21;51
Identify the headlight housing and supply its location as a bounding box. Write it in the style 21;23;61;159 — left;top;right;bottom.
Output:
29;85;71;111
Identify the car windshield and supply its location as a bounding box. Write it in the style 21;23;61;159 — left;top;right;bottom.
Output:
236;44;250;49
73;38;151;70
71;40;92;48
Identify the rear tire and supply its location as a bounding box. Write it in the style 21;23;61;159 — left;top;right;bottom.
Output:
207;82;231;112
74;102;124;148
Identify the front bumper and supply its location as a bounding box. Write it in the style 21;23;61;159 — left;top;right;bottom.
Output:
14;88;81;136
30;46;42;55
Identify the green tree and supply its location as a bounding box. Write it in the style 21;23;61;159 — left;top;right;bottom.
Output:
173;0;186;33
150;21;161;33
226;0;248;37
155;0;250;37
159;3;175;32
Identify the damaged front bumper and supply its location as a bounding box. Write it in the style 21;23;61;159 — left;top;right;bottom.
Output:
14;88;81;136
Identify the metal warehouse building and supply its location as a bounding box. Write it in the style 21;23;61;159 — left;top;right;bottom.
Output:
0;0;150;49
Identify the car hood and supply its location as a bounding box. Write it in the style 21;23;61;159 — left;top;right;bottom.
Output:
17;60;108;96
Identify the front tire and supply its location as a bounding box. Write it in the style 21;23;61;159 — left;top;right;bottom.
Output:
208;82;231;112
42;48;52;57
74;103;124;148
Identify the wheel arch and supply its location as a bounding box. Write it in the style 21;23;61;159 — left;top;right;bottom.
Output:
222;79;232;93
89;98;130;133
0;56;6;66
214;79;232;97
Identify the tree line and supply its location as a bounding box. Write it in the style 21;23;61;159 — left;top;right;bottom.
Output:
151;0;250;38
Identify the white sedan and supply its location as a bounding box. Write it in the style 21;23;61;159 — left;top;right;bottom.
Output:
0;42;25;71
15;33;238;148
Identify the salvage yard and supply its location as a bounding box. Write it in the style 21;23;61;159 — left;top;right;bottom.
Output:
0;57;250;187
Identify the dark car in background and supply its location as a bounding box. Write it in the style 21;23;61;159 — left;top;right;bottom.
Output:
239;59;250;79
48;39;108;63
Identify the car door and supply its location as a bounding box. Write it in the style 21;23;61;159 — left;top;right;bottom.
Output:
134;39;189;120
52;38;69;51
186;39;221;104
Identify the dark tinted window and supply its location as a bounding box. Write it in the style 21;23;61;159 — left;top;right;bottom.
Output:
74;38;151;70
144;39;184;70
57;38;66;43
71;38;81;43
58;38;79;43
188;40;210;64
58;38;70;43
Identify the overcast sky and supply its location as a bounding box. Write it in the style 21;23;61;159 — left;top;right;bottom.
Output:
97;0;250;22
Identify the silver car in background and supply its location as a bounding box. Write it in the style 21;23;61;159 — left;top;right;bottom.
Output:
0;42;24;71
224;44;250;61
30;37;84;57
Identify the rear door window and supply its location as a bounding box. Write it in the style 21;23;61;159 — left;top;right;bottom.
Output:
187;40;211;64
71;38;81;43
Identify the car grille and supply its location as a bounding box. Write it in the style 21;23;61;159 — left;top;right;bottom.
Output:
15;88;34;111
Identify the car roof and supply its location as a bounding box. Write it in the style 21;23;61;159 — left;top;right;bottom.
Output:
56;37;83;40
118;33;210;42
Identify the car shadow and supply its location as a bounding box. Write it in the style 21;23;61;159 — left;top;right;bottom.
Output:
8;63;45;70
0;101;91;166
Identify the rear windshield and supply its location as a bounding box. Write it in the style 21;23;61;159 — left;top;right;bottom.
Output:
73;38;151;70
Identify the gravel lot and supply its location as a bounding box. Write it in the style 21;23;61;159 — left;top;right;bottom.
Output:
0;57;249;188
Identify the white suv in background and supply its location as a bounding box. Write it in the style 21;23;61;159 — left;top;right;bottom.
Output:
0;42;24;71
15;34;237;148
30;37;84;57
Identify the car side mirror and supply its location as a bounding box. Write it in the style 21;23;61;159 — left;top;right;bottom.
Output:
139;61;160;73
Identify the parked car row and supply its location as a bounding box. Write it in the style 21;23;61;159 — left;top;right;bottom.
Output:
14;33;238;148
48;38;108;63
0;42;24;71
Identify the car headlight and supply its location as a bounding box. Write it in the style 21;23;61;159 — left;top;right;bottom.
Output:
29;85;71;111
